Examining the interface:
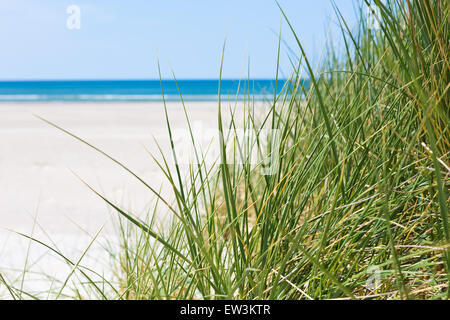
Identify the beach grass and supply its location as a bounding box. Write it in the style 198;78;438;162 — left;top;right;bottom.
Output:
2;0;449;299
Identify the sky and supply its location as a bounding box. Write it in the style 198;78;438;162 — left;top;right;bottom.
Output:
0;1;360;80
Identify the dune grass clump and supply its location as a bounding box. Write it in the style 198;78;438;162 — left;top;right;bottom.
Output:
111;0;449;300
2;0;448;300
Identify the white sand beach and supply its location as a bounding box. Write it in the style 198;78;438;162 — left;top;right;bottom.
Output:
0;101;230;296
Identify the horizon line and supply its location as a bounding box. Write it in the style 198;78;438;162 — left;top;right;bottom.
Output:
0;78;297;82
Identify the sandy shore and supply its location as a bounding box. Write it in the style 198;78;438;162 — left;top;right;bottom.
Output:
0;101;232;296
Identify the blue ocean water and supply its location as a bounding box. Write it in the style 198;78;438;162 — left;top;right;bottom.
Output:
0;80;287;102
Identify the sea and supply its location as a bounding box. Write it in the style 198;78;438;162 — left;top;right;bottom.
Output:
0;79;288;102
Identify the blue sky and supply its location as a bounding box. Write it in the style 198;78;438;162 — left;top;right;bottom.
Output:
0;1;359;80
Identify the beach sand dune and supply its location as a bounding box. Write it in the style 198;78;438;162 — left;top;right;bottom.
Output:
0;101;226;296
